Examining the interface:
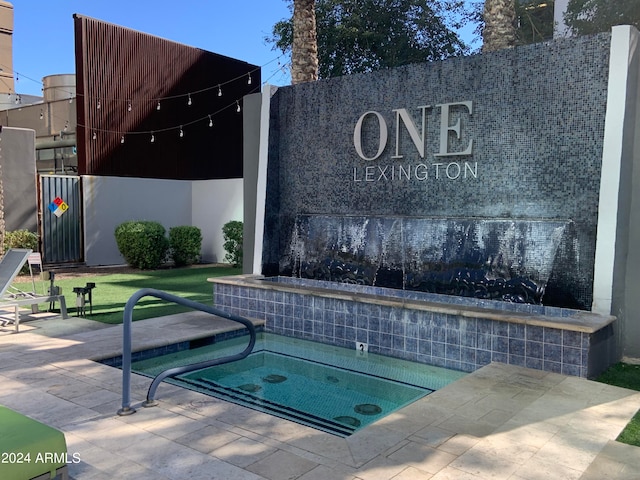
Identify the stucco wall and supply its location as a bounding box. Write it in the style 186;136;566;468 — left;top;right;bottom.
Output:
192;178;243;263
1;127;37;232
83;176;242;266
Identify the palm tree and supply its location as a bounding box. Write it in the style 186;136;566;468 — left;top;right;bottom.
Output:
291;0;319;84
482;0;517;52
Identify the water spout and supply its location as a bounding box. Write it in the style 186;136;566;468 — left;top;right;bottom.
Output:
281;215;577;305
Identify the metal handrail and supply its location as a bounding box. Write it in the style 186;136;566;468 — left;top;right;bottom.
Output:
117;288;256;416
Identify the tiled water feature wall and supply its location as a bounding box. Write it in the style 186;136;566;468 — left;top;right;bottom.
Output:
262;32;613;311
224;31;630;377
211;276;615;378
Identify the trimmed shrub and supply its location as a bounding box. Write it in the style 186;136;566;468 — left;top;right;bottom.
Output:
114;221;169;269
169;226;202;267
4;230;39;274
222;220;243;267
4;229;39;252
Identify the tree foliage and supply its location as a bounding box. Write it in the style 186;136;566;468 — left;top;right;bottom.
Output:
269;0;469;79
516;0;555;44
564;0;640;36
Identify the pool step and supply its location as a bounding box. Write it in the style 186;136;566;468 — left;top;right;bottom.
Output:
177;376;357;437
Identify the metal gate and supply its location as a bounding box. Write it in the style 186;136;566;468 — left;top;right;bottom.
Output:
39;175;83;264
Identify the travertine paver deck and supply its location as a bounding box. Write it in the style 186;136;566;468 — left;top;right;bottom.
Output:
1;309;639;479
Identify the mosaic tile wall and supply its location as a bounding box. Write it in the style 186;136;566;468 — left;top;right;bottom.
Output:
264;33;612;310
213;279;613;378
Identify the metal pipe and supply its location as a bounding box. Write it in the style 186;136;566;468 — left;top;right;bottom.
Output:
36;138;76;150
117;287;256;416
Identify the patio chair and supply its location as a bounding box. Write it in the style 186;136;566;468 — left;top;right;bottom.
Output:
0;405;69;480
0;249;68;332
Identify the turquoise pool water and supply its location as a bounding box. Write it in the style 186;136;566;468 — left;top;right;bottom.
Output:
130;333;467;436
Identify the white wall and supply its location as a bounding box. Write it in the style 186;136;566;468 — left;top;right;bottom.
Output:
82;175;242;266
83;176;192;265
192;178;243;263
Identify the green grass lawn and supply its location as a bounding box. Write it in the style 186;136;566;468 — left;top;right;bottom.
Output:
14;265;241;324
596;363;640;447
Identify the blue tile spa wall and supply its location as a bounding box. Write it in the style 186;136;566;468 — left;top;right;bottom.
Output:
263;33;612;310
213;280;605;378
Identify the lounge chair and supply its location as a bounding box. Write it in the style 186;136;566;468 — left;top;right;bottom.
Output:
0;405;69;480
0;249;68;332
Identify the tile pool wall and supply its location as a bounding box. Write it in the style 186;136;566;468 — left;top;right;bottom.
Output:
211;275;617;379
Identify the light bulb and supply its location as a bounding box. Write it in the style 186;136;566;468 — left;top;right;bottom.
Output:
208;115;213;127
179;126;184;138
151;132;155;143
64;121;69;131
218;85;222;97
247;73;252;85
121;135;125;144
92;131;97;140
69;95;73;104
127;100;132;112
156;101;161;111
97;99;101;109
187;94;192;106
39;110;43;120
236;100;241;113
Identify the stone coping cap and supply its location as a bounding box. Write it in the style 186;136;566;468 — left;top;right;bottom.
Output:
209;274;615;334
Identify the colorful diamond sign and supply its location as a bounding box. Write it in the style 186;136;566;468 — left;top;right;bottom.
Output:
48;196;69;217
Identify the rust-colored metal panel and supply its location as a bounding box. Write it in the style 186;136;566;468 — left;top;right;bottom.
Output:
74;15;260;180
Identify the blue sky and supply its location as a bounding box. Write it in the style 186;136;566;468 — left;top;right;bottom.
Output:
11;0;293;96
10;1;479;98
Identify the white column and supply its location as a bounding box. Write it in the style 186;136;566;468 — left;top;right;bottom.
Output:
252;84;275;274
592;26;635;314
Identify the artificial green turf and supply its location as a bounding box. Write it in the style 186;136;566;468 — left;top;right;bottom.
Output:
616;410;640;446
595;362;640;447
16;265;241;324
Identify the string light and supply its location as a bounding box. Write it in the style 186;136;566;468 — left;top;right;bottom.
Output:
57;58;279;139
0;60;279;148
0;52;283;110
